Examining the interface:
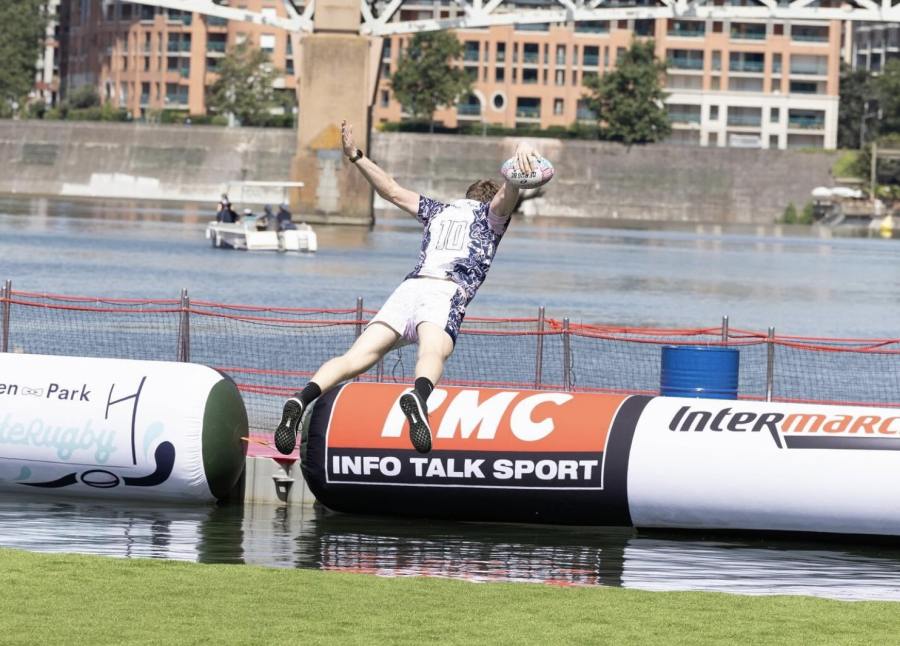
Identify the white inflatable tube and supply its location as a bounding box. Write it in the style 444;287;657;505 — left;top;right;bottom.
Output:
0;353;247;502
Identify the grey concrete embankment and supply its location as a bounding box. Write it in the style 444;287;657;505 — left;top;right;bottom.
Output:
0;120;839;223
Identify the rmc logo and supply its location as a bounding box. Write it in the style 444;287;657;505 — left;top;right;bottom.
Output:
380;389;574;442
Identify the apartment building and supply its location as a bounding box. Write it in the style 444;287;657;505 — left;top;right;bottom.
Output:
63;0;296;117
852;22;900;72
374;10;841;149
33;0;62;106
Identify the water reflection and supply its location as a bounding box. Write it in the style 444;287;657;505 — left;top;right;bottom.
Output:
1;496;899;601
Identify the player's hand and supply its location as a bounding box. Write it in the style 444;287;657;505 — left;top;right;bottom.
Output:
341;120;355;157
515;142;539;175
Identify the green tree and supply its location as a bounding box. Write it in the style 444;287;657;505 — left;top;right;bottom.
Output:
837;64;875;149
781;202;798;224
0;0;48;116
854;133;900;195
873;60;900;137
390;31;472;133
206;42;281;126
582;39;671;145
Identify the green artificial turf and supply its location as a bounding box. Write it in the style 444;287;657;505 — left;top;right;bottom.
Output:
1;548;897;645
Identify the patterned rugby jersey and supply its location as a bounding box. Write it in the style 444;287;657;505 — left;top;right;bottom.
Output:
405;196;512;307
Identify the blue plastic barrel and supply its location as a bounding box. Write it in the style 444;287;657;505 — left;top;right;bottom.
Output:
660;346;739;399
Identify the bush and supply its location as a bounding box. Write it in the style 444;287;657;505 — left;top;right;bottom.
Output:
782;203;798;224
378;120;604;140
67;86;101;109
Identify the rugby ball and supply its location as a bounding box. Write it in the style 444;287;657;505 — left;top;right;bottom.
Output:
500;156;555;188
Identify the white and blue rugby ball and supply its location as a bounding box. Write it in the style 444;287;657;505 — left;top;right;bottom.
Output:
500;155;555;188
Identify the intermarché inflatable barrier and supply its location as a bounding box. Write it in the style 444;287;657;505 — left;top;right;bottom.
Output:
0;353;247;502
303;383;900;536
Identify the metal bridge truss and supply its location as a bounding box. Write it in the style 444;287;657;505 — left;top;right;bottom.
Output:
127;0;900;37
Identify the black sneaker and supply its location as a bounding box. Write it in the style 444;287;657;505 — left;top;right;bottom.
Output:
399;391;432;454
274;396;304;455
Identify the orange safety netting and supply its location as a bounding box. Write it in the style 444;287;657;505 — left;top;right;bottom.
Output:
3;288;900;443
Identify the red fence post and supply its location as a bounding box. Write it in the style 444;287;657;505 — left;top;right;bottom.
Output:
534;306;545;389
563;317;571;392
1;280;10;353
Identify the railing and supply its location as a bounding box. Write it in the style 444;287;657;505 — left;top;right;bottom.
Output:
207;16;228;27
668;111;701;123
576;108;597;120
668;57;704;70
730;60;765;72
790;64;828;75
516;106;541;118
523;51;540;63
792;33;829;43
464;50;480;62
207;41;227;53
457;103;481;115
5;286;900;437
727;114;762;126
583;54;600;66
788;116;825;129
731;29;767;40
668;28;705;38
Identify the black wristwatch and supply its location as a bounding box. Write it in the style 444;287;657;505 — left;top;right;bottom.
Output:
348;148;364;163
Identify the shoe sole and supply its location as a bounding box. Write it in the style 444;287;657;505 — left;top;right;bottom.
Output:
400;393;432;454
274;399;303;455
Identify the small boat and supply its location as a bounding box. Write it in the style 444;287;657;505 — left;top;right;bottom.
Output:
206;217;317;252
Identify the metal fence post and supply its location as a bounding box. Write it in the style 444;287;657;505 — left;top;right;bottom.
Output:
534;306;545;389
1;280;10;353
721;315;729;344
178;288;190;362
354;297;363;381
562;317;571;392
766;327;775;402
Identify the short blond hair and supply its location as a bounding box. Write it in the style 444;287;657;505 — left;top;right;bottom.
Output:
465;179;501;203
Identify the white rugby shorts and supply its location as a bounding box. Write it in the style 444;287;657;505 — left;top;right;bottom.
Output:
368;277;466;345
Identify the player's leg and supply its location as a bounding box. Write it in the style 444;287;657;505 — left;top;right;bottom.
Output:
399;321;454;454
399;280;464;453
274;322;400;454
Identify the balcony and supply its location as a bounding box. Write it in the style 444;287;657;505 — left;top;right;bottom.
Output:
730;24;767;41
463;50;479;62
583;54;599;66
207;41;227;53
516;106;541;119
788;116;825;130
457;103;481;116
522;51;540;64
668;28;705;38
207;16;228;27
792;30;828;43
727;114;762;127
728;59;766;74
140;94;150;105
668;57;704;70
576;108;596;121
668;110;701;123
790;64;828;76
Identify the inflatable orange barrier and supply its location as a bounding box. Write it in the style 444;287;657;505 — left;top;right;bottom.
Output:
302;383;900;536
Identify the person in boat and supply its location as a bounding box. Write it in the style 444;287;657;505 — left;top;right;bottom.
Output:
216;196;238;224
276;202;296;231
273;119;539;456
260;205;276;231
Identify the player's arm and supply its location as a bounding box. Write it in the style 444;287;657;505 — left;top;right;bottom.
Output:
342;119;419;216
489;141;541;218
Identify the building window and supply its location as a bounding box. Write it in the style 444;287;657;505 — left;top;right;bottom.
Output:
555;69;564;85
495;66;505;82
772;53;782;74
634;19;654;37
710;76;720;90
770;107;780;122
464;41;479;62
523;68;538;84
556;44;566;65
712;51;721;71
492;92;505;110
381;62;390;79
709;105;719;120
496;42;506;63
575;20;609;34
515;97;541;119
583;46;599;67
260;34;276;53
554;98;564;115
789;80;820;94
380;90;389;107
576;99;596;121
523;43;539;64
769;134;779;148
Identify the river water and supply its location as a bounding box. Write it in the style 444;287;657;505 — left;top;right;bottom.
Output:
1;195;900;601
